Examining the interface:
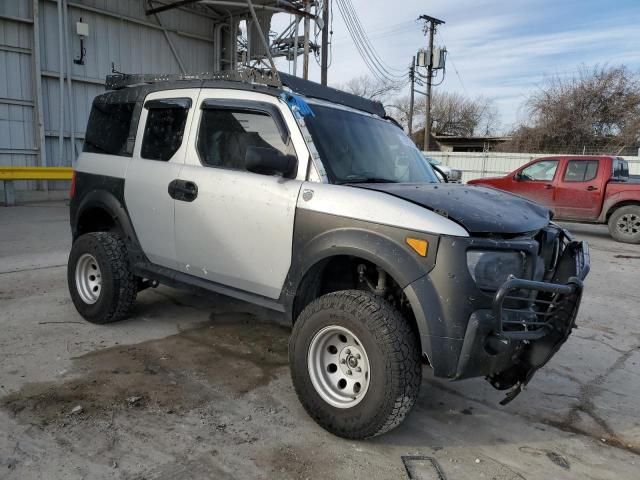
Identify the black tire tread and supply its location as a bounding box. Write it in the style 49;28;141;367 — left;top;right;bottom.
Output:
70;232;137;324
608;205;640;244
289;290;422;439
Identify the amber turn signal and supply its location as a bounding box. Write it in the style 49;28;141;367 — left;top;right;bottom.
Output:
406;237;428;257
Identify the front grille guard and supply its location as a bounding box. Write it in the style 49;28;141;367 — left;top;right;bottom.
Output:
492;240;589;341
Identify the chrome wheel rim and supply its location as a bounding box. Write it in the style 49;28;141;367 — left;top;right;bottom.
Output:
75;253;102;304
617;213;640;235
307;325;371;409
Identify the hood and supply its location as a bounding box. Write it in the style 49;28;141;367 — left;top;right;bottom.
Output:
467;176;501;184
356;183;551;235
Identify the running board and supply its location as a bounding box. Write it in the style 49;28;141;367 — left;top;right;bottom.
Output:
133;262;286;313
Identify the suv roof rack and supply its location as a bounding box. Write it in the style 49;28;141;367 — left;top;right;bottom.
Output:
104;68;386;118
105;69;282;91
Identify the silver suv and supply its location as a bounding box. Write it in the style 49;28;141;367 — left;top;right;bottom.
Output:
68;71;589;439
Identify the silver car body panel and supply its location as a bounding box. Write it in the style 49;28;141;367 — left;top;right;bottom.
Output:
75;152;130;178
297;182;470;237
124;88;201;268
173;89;307;299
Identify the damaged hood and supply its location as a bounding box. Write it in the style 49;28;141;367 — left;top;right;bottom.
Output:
356;183;551;235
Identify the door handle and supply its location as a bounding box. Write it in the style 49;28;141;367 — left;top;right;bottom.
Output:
168;180;198;202
544;184;553;189
586;186;597;191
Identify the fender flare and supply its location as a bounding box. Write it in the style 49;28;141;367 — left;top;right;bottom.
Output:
599;192;640;223
72;190;146;263
282;227;439;352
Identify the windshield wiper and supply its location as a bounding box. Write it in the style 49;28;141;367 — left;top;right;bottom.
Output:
339;177;398;185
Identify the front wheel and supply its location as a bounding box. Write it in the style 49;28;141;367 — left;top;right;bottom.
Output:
608;205;640;244
289;290;422;439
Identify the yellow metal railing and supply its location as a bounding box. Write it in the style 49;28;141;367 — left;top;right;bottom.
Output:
1;167;73;206
0;166;73;181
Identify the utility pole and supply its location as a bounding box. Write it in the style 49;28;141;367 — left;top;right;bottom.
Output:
408;56;416;137
303;0;311;80
320;0;330;85
419;15;445;151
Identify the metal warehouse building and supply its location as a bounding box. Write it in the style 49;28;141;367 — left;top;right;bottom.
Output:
1;0;294;201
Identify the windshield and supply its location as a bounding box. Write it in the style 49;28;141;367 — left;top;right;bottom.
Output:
304;104;439;184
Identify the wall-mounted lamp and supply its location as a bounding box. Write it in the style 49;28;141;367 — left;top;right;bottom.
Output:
73;18;88;65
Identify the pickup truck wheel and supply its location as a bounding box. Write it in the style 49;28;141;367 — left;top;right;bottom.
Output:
608;206;640;244
289;290;422;439
68;232;137;324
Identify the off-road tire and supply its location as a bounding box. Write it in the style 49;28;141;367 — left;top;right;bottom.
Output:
289;290;422;439
68;232;137;324
608;205;640;244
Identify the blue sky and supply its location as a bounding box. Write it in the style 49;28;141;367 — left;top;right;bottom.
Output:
273;0;640;132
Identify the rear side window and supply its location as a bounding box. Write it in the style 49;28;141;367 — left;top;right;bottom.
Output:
84;102;135;156
197;108;292;170
141;98;191;161
564;160;598;182
613;158;630;180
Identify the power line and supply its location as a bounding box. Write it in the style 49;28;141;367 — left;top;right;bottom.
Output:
436;32;467;94
342;0;406;77
335;0;390;83
335;0;408;84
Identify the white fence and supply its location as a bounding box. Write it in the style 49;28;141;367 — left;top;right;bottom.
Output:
425;151;640;183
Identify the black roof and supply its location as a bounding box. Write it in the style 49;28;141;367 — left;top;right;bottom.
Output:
102;70;386;117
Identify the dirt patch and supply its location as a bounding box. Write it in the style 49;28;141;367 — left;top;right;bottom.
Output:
1;312;290;427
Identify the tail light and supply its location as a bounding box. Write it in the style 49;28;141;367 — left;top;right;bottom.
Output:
69;170;76;198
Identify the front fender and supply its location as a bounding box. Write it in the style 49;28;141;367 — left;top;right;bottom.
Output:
280;207;439;340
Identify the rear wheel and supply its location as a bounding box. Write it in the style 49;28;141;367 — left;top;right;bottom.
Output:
608;205;640;244
68;232;137;324
289;290;422;439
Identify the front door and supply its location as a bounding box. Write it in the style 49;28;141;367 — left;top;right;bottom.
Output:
512;158;560;207
174;92;307;299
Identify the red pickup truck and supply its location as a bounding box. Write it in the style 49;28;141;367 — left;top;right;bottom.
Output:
468;156;640;243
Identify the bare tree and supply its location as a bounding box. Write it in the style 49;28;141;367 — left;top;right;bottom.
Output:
503;65;640;153
335;75;401;102
391;91;499;136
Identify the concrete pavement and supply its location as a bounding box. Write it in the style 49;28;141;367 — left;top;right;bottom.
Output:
0;202;638;479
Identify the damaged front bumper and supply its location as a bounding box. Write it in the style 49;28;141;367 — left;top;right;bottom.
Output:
405;226;590;405
488;239;589;403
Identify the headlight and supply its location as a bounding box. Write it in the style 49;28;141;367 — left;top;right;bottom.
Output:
467;250;525;290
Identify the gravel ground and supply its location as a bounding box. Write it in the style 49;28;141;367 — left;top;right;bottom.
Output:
0;202;639;479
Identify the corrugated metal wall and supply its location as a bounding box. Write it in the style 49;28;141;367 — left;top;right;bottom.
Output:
1;0;216;195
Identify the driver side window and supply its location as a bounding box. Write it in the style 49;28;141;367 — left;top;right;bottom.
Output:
520;160;558;181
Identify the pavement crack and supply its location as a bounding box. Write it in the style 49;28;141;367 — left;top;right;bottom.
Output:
0;264;66;275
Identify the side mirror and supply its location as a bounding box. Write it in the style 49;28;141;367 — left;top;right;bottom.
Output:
514;172;524;181
245;146;297;177
431;164;449;183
